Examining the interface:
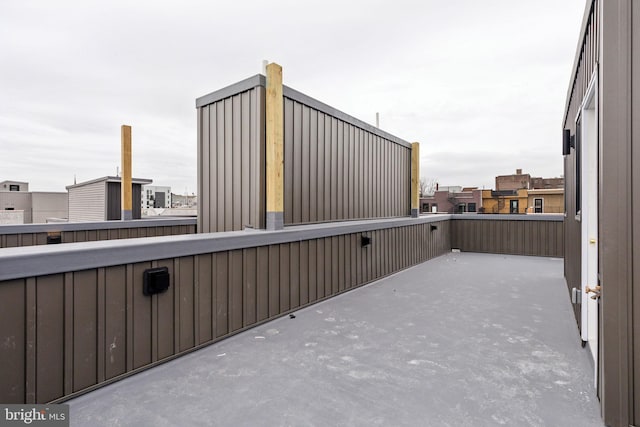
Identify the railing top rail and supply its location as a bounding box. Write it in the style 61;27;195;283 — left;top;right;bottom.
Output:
0;216;450;282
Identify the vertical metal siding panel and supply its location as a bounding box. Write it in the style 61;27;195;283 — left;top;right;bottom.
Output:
293;102;303;223
243;248;257;328
224;98;234;231
330;118;338;220
302;106;311;223
359;129;365;218
215;253;228;337
316;239;325;299
356;233;363;285
256;247;269;322
252;87;265;229
354;128;361;218
309;239;317;299
197;106;203;231
336;121;344;220
350;234;357;288
363;133;369;218
249;90;257;228
331;236;339;293
284;98;294;225
156;259;174;360
324;237;332;296
201;106;210;232
231;95;244;230
73;270;98;392
0;279;25;403
349;126;359;219
216;103;225;232
345;124;352;219
197;254;213;344
290;242;300;308
300;241;309;305
36;274;64;403
374;137;380;217
229;250;243;332
279;244;290;311
310;109;318;223
324;115;331;221
241;92;251;229
268;245;280;316
179;256;195;351
316;113;325;222
343;234;351;288
337;235;345;291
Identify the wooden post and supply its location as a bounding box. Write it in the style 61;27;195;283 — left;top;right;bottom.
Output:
266;63;284;230
121;125;132;220
411;142;420;218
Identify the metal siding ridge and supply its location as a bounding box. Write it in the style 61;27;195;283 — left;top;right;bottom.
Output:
282;86;412;148
0;216;451;281
196;75;266;108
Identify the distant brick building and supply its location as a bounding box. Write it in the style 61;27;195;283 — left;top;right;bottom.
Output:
420;188;483;214
495;169;564;191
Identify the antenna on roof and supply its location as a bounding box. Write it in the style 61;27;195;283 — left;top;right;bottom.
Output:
376;112;380;128
74;174;76;185
262;60;268;74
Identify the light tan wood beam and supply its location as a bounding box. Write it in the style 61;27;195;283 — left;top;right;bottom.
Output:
266;63;284;229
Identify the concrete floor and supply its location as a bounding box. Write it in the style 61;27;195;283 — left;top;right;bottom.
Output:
68;252;603;427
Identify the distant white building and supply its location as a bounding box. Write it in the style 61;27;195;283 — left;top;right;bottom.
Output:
0;180;67;223
142;185;171;209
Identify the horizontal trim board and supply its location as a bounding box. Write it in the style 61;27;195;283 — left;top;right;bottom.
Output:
195;74;411;147
0;218;197;235
196;75;265;108
0;216;449;281
282;86;411;148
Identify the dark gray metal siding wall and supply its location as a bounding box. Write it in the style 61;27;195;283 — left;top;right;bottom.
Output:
283;96;411;224
197;86;265;233
0;224;196;248
564;1;640;425
451;218;564;258
107;183;143;220
562;0;599;327
0;220;450;404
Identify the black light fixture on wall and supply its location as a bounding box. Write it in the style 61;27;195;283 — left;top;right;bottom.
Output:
562;129;571;155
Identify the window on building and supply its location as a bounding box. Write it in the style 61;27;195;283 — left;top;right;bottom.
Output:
431;204;438;213
422;203;429;212
468;203;477;212
534;198;543;214
509;200;519;214
9;185;19;191
457;204;466;213
5;207;14;210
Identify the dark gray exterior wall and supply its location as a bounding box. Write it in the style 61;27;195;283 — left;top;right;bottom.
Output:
451;214;563;257
107;182;143;220
196;75;412;232
563;1;640;425
0;218;197;248
0;217;450;404
283;88;411;224
197;81;266;233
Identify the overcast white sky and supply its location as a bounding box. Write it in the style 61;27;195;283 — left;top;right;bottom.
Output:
0;0;585;193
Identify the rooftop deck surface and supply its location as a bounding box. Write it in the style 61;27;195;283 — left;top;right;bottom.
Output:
68;252;602;426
